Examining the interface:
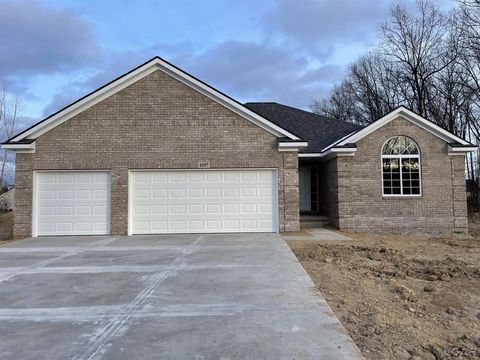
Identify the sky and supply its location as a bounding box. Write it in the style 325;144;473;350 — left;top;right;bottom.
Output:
0;0;457;133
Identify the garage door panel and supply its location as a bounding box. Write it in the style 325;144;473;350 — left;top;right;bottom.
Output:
130;170;277;234
35;172;110;236
57;173;74;184
152;221;168;232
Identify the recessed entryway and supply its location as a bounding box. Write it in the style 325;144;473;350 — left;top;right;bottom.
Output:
299;167;311;212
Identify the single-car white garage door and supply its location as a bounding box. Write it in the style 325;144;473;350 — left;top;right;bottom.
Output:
129;169;277;234
34;171;110;236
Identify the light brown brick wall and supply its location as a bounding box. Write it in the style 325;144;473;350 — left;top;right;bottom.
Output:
14;70;300;238
334;116;468;233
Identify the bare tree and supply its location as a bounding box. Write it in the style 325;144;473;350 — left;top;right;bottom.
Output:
313;0;468;133
0;89;20;189
312;53;405;125
380;0;455;117
311;81;359;123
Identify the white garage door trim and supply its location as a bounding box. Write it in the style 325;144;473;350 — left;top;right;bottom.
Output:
128;169;279;235
32;170;111;237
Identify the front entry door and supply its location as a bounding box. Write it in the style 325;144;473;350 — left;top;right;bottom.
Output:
298;167;311;212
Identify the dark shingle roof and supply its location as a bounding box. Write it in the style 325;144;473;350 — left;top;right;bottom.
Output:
244;102;364;153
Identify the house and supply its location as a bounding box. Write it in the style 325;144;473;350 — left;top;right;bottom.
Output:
2;57;476;238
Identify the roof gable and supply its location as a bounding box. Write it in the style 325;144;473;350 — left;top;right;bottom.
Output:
299;106;475;159
335;106;472;148
6;57;300;144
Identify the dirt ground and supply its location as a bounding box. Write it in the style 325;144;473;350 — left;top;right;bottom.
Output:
288;229;480;359
0;211;13;243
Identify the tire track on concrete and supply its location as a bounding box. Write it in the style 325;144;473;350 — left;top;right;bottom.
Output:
0;236;117;284
73;235;205;360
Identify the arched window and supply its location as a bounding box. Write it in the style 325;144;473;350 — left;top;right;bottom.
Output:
381;136;421;196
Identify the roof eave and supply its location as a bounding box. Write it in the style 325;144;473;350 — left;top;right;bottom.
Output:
299;146;357;159
2;140;36;153
278;140;308;152
448;144;478;155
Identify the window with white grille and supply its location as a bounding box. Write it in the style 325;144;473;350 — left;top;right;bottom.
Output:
381;136;421;196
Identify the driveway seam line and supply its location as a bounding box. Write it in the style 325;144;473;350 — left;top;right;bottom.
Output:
0;236;116;284
72;236;201;360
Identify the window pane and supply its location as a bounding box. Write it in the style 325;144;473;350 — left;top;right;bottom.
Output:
382;136;419;155
383;158;399;195
401;158;420;195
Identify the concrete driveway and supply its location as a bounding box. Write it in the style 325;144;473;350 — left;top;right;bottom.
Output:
0;233;362;360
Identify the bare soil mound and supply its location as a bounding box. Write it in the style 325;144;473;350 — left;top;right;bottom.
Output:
289;234;480;360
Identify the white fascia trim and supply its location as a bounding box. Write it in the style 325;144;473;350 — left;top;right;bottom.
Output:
13;58;299;141
278;141;308;147
278;141;308;151
12;65;158;141
156;60;300;140
336;107;471;147
298;147;357;158
298;153;323;158
328;147;357;157
2;142;36;153
320;131;359;153
448;145;478;155
330;147;357;154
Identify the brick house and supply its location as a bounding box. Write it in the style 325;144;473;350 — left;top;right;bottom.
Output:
3;57;476;238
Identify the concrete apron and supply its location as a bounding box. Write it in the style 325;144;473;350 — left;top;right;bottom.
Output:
0;234;363;360
283;228;353;241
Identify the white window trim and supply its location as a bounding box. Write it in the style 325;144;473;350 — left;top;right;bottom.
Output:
381;140;422;198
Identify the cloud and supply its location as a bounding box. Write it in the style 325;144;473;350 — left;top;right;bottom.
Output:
41;40;343;117
183;42;307;97
264;0;391;53
182;41;342;108
41;42;194;116
0;0;102;78
26;0;410;119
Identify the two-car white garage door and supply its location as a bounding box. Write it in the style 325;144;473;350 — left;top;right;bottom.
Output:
33;169;277;236
129;170;277;234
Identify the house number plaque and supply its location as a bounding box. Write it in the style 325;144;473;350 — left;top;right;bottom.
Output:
198;161;210;169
